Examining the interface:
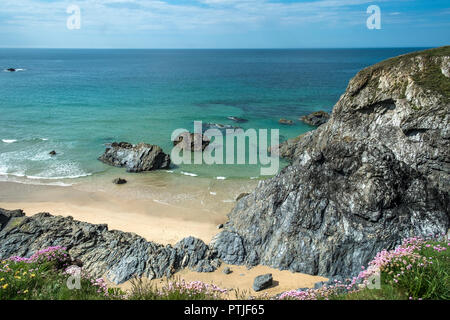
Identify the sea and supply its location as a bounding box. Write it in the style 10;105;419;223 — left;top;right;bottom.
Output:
0;48;424;186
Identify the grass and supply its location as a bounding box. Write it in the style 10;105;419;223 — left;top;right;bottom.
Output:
1;236;448;300
356;46;450;103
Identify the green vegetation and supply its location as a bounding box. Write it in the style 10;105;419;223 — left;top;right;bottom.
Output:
1;237;448;300
356;46;450;103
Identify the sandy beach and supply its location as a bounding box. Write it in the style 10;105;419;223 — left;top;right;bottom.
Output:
0;176;329;294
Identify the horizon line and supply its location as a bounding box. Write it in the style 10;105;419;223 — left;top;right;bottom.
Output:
0;46;435;50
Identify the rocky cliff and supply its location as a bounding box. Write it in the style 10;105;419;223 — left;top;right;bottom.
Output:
0;47;448;282
212;46;450;277
0;209;220;284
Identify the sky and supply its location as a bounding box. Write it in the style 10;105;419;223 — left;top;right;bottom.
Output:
0;0;449;48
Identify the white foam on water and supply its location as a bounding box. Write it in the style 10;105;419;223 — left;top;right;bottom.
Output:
209;192;217;195
216;176;226;180
180;171;198;177
2;139;17;144
40;138;49;141
166;170;174;173
250;176;259;179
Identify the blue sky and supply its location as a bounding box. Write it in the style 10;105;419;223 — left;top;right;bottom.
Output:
0;0;449;48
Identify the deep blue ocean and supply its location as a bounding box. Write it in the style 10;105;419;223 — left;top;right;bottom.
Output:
0;48;423;182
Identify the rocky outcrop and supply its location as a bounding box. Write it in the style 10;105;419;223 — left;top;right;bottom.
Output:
278;119;294;125
227;116;248;123
99;142;171;172
173;133;210;152
300;111;330;126
0;209;220;284
212;46;450;278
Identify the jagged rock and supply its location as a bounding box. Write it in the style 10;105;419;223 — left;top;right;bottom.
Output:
278;119;294;125
0;210;219;284
222;267;231;274
212;47;450;278
112;178;127;185
253;274;273;291
99;142;170;172
49;150;57;156
6;68;16;72
299;111;330;126
217;224;224;229
173;133;210;152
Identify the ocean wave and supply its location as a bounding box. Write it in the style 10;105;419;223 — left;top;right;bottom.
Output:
216;176;226;180
25;173;92;180
2;139;17;144
180;171;198;177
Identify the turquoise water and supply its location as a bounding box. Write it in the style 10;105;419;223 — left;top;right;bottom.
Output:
0;48;422;182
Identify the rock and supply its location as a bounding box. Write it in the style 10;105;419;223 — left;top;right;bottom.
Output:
212;47;450;278
253;274;273;291
6;68;16;72
222;267;231;274
236;193;250;201
112;178;127;185
299;111;330;126
227;116;248;123
202;123;242;134
217;224;224;229
173;133;210;152
99;142;171;173
0;209;220;284
278;119;294;125
49;150;56;156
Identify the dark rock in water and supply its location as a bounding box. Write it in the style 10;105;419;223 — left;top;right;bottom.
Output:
236;193;250;201
173;132;210;152
0;209;220;284
49;150;56;156
6;68;16;72
99;142;171;173
212;47;450;278
227;116;248;123
202;123;241;133
253;274;273;291
278;119;294;125
222;267;231;274
299;111;330;126
112;178;127;185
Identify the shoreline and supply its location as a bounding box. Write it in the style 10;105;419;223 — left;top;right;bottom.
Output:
0;179;329;295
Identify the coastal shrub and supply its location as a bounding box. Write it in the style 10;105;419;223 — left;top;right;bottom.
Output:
278;235;449;300
128;276;228;300
0;246;124;300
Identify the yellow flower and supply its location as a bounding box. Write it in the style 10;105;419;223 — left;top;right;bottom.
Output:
0;278;4;281
30;274;36;278
24;289;29;294
14;276;21;280
23;271;27;276
2;283;8;289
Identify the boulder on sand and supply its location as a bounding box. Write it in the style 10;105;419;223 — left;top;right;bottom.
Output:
99;142;171;172
253;274;273;291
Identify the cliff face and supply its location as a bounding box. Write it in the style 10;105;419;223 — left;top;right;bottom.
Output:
212;47;450;277
0;47;448;282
